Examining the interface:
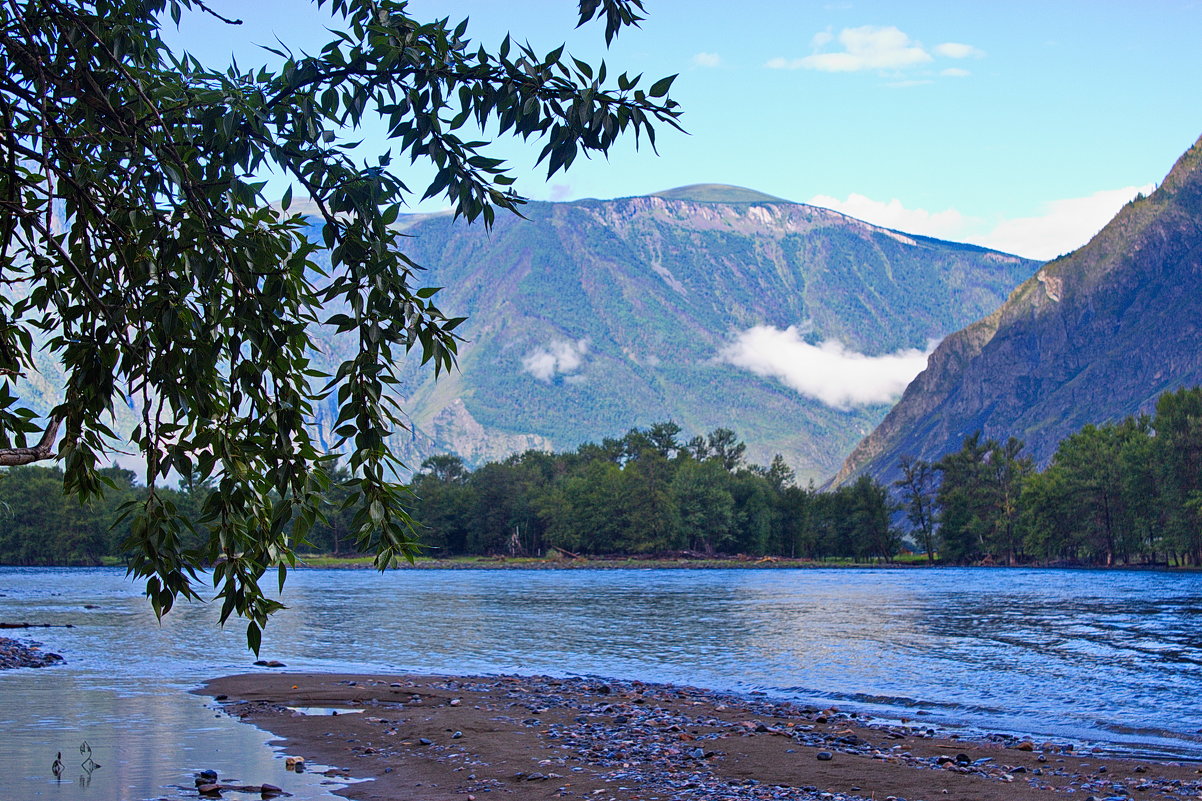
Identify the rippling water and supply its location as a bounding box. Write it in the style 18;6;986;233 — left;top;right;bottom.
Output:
3;566;1202;799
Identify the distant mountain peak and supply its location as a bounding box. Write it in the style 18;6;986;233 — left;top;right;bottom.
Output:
649;184;790;204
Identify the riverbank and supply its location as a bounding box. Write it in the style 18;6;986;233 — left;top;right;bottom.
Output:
294;554;932;569
202;672;1202;801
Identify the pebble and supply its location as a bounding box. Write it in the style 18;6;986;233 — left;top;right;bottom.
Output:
816;751;834;761
0;637;63;669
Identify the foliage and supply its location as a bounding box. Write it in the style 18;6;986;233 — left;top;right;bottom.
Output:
893;457;936;561
0;465;202;564
897;386;1202;566
0;0;679;648
10;387;1202;569
402;423;901;561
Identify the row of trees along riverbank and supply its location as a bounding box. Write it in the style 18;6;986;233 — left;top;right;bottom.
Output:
901;386;1202;567
0;387;1199;567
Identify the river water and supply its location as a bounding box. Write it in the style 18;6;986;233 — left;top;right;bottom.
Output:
3;566;1202;799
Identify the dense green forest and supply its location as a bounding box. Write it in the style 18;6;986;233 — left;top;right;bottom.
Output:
1;387;1200;567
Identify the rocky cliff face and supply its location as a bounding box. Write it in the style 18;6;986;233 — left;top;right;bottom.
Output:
835;136;1202;486
337;186;1036;481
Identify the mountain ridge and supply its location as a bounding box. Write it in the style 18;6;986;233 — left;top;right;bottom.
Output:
11;186;1040;482
834;134;1202;486
332;189;1038;481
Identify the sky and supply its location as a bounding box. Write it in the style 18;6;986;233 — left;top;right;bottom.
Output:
171;0;1202;261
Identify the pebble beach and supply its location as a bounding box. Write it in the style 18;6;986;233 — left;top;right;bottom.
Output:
201;672;1202;801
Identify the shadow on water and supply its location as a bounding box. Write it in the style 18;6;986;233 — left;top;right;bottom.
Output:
4;566;1202;797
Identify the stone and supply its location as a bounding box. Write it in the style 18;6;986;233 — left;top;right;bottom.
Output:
817;751;834;761
1016;741;1035;751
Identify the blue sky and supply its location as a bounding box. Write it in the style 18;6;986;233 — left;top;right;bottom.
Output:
172;1;1202;260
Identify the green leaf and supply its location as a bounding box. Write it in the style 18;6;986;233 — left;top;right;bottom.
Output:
649;74;676;98
247;621;262;655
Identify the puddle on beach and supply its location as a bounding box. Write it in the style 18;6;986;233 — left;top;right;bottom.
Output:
287;707;365;716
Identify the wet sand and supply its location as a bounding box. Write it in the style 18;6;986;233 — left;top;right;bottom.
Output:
201;672;1202;801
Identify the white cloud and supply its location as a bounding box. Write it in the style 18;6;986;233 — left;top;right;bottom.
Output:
940;67;971;77
809;192;974;241
721;326;934;408
692;52;721;68
522;339;589;382
983;184;1155;260
934;42;985;59
797;25;933;72
808;184;1155;260
769;27;983;78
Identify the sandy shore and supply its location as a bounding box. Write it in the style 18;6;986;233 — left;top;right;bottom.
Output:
201;672;1202;801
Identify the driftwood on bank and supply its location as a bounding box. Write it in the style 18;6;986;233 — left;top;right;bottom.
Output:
0;622;75;629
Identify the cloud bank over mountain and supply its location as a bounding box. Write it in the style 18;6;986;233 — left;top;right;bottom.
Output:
720;325;935;409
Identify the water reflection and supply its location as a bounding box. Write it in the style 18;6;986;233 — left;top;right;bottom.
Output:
4;566;1202;800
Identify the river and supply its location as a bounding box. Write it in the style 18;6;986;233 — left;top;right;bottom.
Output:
3;566;1202;799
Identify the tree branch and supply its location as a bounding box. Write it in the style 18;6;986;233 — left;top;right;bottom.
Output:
0;414;60;465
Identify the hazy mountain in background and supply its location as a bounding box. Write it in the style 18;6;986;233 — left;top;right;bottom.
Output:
10;186;1036;482
835;135;1202;487
302;186;1036;482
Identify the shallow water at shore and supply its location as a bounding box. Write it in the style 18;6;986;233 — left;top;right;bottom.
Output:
3;566;1202;799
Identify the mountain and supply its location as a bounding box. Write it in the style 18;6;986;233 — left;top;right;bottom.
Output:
303;187;1036;482
834;136;1202;486
649;184;788;203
